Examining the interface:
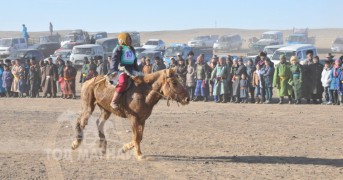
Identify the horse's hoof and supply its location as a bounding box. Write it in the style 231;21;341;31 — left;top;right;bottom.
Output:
136;155;145;161
71;140;81;150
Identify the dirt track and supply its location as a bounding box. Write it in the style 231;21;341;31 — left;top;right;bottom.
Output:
1;92;343;179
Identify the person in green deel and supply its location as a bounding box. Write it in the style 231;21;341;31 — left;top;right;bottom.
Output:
289;56;303;104
273;54;292;104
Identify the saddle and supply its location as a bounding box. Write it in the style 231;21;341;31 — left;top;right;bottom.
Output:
104;70;143;92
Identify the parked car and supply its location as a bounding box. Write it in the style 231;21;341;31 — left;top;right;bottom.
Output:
249;31;283;52
61;29;89;46
331;37;343;52
0;37;27;59
136;50;163;65
263;44;287;59
70;44;104;68
163;43;192;64
7;49;44;63
96;37;118;59
213;34;242;53
271;44;317;65
30;42;61;58
55;42;84;53
90;32;108;41
188;35;218;48
44;49;72;64
142;39;165;51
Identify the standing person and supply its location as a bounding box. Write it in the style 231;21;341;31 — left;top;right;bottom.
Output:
261;60;274;104
39;60;46;93
110;32;140;109
301;50;314;104
0;65;5;97
63;60;77;99
289;56;303;104
11;59;24;97
80;57;89;84
186;58;196;101
239;73;249;103
142;58;152;74
309;56;324;104
86;58;98;80
2;65;13;97
321;61;332;104
24;59;31;96
29;58;41;98
328;59;342;105
96;56;106;75
18;73;27;98
57;58;65;98
22;24;29;43
168;58;177;68
252;64;264;104
208;58;217;98
273;55;292;104
211;56;231;103
193;55;210;102
226;57;233;102
231;58;246;103
138;56;146;71
41;58;58;98
151;56;165;73
176;58;187;88
326;53;335;65
49;22;53;35
246;59;256;103
186;51;195;66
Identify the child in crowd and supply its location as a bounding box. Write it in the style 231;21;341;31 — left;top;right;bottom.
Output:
18;73;27;98
2;65;12;97
328;59;342;105
321;61;331;104
239;73;248;103
252;64;264;104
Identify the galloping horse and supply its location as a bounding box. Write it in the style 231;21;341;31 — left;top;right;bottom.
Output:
71;68;190;160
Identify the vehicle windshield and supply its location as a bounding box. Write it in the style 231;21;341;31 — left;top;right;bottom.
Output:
73;48;92;55
272;51;295;61
261;34;277;40
61;44;75;49
288;35;306;43
164;46;182;56
333;38;343;44
10;51;25;58
264;48;279;55
0;39;12;47
145;41;158;45
63;35;75;41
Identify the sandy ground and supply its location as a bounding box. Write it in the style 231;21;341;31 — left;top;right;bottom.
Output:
1;72;343;179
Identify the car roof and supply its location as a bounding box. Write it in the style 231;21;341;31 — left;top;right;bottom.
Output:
95;37;118;43
264;44;286;48
73;44;102;48
276;44;316;51
263;31;282;34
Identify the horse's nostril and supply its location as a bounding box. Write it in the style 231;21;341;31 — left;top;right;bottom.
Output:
185;97;190;102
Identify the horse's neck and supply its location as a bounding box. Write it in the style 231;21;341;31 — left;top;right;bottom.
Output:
142;71;165;106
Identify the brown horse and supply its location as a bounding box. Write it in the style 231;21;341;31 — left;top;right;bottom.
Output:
71;68;190;160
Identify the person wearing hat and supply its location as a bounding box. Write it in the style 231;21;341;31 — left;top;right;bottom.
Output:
261;59;274;104
289;56;303;104
41;57;58;98
193;55;210;102
110;32;139;110
79;57;90;84
301;50;314;104
326;53;335;65
273;54;292;104
176;57;187;88
321;61;332;104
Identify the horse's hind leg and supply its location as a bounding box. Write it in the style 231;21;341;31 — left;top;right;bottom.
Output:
71;103;96;150
96;108;111;154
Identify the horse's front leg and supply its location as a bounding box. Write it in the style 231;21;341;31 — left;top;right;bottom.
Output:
122;120;145;160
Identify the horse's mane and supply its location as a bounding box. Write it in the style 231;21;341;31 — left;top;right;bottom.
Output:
132;68;175;85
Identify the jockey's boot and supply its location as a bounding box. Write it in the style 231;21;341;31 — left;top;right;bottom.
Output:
110;91;122;110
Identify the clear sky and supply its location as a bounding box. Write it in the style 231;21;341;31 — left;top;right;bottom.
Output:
1;0;342;32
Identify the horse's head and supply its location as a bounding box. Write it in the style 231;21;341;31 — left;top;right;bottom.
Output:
161;68;190;105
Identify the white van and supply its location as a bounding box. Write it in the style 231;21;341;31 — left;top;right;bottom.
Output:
70;44;104;67
271;44;317;65
0;37;27;59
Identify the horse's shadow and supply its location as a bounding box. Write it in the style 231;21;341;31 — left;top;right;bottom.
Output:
148;155;343;167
